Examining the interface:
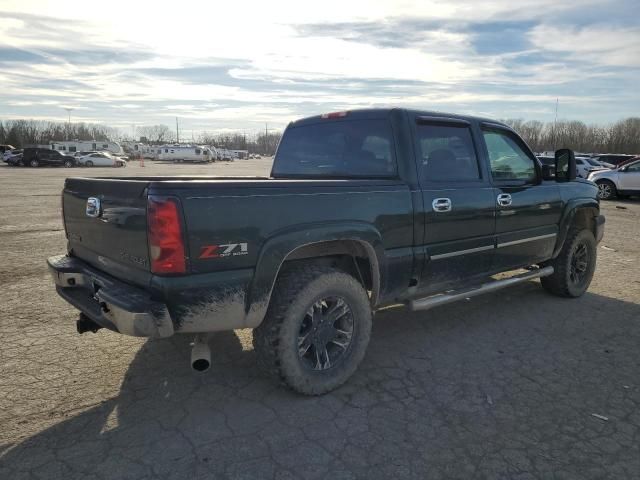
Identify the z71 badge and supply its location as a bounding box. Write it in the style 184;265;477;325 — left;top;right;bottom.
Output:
199;243;248;259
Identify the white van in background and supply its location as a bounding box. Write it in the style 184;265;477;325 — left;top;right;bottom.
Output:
157;145;213;163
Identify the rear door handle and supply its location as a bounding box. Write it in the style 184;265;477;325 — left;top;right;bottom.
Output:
497;193;512;207
432;198;452;212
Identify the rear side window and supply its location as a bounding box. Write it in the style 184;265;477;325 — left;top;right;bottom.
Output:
416;124;480;182
273;119;396;177
483;130;536;181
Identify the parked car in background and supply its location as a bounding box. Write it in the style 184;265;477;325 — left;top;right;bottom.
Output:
616;155;640;169
77;152;126;167
3;149;23;162
588;159;640;199
576;156;608;178
6;153;24;166
591;154;635;169
23;148;76;168
218;148;234;161
74;151;100;157
0;144;16;154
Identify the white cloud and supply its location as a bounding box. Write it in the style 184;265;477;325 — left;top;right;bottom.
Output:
0;0;638;128
529;24;640;67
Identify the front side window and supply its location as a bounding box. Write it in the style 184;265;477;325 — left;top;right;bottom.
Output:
416;124;480;182
483;130;536;182
195;148;201;154
626;161;640;172
273;119;396;177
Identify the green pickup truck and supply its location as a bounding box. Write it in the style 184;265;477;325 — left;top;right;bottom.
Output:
48;108;605;395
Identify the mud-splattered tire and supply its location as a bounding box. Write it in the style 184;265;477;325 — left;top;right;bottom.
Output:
253;264;372;395
541;229;596;298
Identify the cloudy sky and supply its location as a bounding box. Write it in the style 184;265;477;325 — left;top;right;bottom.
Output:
1;0;638;136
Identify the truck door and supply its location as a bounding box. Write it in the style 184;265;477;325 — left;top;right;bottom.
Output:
480;124;562;271
415;117;496;294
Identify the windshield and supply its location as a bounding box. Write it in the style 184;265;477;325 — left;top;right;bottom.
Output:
586;158;602;167
273;119;397;178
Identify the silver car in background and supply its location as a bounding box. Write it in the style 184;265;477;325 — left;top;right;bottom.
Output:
588;159;640;199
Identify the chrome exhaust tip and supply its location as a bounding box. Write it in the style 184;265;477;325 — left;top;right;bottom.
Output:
191;334;211;372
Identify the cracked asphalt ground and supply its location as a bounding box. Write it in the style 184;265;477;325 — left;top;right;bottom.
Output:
1;160;639;480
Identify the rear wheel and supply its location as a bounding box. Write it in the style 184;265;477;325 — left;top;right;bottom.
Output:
63;159;74;168
596;180;616;200
253;264;372;395
29;159;39;167
540;229;596;297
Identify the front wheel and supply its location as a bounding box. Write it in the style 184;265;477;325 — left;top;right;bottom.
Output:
84;160;93;167
29;159;40;167
64;160;74;168
253;264;372;395
596;180;616;200
540;229;597;297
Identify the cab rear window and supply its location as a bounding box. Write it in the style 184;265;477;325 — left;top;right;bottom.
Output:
273;119;397;178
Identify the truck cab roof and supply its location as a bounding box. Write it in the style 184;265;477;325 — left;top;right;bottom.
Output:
290;108;511;130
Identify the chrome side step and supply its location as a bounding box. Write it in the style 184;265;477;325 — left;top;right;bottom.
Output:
409;266;554;312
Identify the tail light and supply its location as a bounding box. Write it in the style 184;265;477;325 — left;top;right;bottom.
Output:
147;196;186;274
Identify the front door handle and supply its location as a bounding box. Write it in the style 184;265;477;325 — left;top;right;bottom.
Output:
432;198;452;212
497;193;512;207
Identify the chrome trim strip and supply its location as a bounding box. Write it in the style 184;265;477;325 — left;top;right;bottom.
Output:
430;245;494;260
497;233;556;248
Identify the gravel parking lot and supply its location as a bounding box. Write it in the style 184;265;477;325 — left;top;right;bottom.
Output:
1;160;639;480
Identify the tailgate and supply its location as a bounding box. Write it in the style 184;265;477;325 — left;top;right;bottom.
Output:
63;178;151;286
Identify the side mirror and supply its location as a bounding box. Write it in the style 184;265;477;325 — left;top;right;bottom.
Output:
555;148;576;182
541;164;555;180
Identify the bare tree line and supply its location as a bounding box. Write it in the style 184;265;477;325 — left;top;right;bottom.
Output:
3;117;639;155
503;117;640;154
0;120;118;148
198;132;282;155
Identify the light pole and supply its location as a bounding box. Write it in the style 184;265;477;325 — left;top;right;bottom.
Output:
64;108;74;140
